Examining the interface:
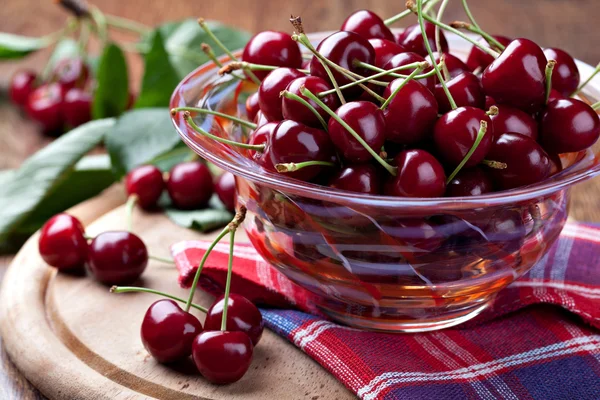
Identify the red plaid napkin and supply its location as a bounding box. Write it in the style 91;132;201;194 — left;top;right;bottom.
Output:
172;222;600;400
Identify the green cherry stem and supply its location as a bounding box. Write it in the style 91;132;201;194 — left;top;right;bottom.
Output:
171;107;257;130
220;229;236;331
572;62;600;97
219;61;309;75
545;60;557;104
380;65;426;110
301;87;398;176
481;159;508;169
125;195;137;232
89;6;109;46
450;21;505;51
353;60;440;81
435;0;451;60
104;14;151;35
461;0;481;30
384;0;439;25
110;286;208;313
149;255;176;265
280;90;328;130
446;120;488;183
591;101;600;110
201;43;223;67
275;160;337;173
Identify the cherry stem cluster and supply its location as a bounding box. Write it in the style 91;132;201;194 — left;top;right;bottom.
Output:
384;0;440;25
110;286;208;313
380;64;426;110
450;21;505;51
446;120;488;183
352;60;440;82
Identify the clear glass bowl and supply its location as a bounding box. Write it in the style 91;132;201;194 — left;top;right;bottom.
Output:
170;32;600;332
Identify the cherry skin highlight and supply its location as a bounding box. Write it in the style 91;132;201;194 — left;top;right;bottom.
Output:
258;68;305;121
125;165;165;210
543;48;580;96
166;162;214;210
341;10;394;41
87;231;148;285
282;76;339;128
38;213;88;272
52;57;89;91
329;164;381;194
215;172;236;212
385;149;446;197
192;331;254;384
9;70;37;106
203;294;264;346
242;31;302;80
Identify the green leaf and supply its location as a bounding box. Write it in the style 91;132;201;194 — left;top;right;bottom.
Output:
106;108;180;178
134;31;181;108
93;42;129;119
165;207;233;233
0;33;47;59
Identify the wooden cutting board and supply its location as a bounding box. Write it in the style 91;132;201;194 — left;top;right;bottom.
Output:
0;186;353;400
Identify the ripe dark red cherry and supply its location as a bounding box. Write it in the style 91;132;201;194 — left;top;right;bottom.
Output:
540;98;600;154
166;162;214;209
489;104;538;140
242;31;302;80
341;10;394;41
395;22;449;57
327;101;386;162
270;120;336;181
547;89;563;103
245;92;260;121
258;68;305;121
203;294;264;346
63;88;92;127
125;165;165;210
383;79;438;145
486;132;551;190
87;231;148;285
26;83;64;133
192;331;253;384
429;52;470;82
445;167;494;197
248;122;277;172
382;52;434;90
385;149;446;197
482;38;547;112
215;172;236;212
368;38;407;68
329;164;381;194
141;299;203;363
433;107;493;167
9;70;37;106
52;57;89;91
434;72;485;113
465;35;511;71
485;95;497;109
543;48;580;96
282;76;339;128
38;213;87;272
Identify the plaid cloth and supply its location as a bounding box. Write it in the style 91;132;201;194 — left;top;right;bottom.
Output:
172;222;600;400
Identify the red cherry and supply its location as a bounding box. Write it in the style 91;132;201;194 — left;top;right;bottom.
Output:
382;52;434;90
215;172;236;212
465;35;512;71
368;38;407;68
429;52;470;82
395;22;449;57
385;149;446;197
383;79;438;145
543;48;580;96
9;70;37;106
433;106;493;167
486;132;551;190
482;38;547;112
141;299;203;363
52;58;89;91
547;89;564;103
166;162;214;209
445;167;494;197
434;72;485;113
38;213;87;272
245;92;260;121
329;164;381;194
192;331;253;384
253;110;269;129
485;95;497;109
125;165;165;210
341;10;394;41
489;104;538;140
203;294;264;346
327;101;386;162
540;98;600;154
258;68;305;121
282;76;339;127
248;122;277;172
242;31;302;80
87;231;148;285
26;83;64;134
63;88;92;127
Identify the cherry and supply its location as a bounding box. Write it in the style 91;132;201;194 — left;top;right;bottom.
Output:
385;149;446;197
51;57;89;91
258;68;305;121
282;76;339;128
543;48;580;96
547;89;564;103
433;106;493;167
341;10;394;41
489;104;538;140
482;208;526;252
215;172;236;212
445;167;494;197
485;95;497;110
9;70;37;106
203;294;264;346
270;120;336;181
253;110;269;129
26;83;64;134
482;38;547;112
329;164;381;194
125;165;165;210
540;98;600;154
166;162;214;209
434;72;485;113
38;213;87;272
429;52;470;82
140;299;203;363
63;88;92;127
382;52;434;90
245;92;260;121
327;101;386;162
248;122;277;172
368;38;407;68
192;331;253;384
242;31;302;80
380;218;444;251
87;231;148;285
485;132;551;190
395;22;449;57
383;79;438;145
465;35;511;71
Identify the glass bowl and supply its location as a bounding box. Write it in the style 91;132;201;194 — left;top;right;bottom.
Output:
170;32;600;332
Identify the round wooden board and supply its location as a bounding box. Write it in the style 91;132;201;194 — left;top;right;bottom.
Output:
0;186;352;400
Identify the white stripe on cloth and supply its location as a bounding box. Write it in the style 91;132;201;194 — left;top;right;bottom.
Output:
509;281;600;299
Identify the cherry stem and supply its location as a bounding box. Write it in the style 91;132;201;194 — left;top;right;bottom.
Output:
125;195;137;232
275;160;336;173
301;87;398;176
110;286;208;313
149;255;175;265
384;0;439;25
171;107;257;130
416;0;457;110
201;43;223;67
545;60;557;104
219;61;309;75
380;64;426;110
280;90;328;130
486;105;499;116
83;233;93;241
353;60;440;81
572;62;600;97
450;21;505;51
481;159;508;169
104;14;151;35
461;0;480;30
435;0;451;61
89;6;108;46
220;229;236;331
446;120;488;183
591;101;600;110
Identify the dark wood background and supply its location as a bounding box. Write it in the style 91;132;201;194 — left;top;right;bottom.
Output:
1;0;599;398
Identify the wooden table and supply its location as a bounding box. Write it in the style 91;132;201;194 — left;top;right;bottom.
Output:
1;1;599;398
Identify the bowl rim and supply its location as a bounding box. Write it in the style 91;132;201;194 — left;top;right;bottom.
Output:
170;30;600;208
